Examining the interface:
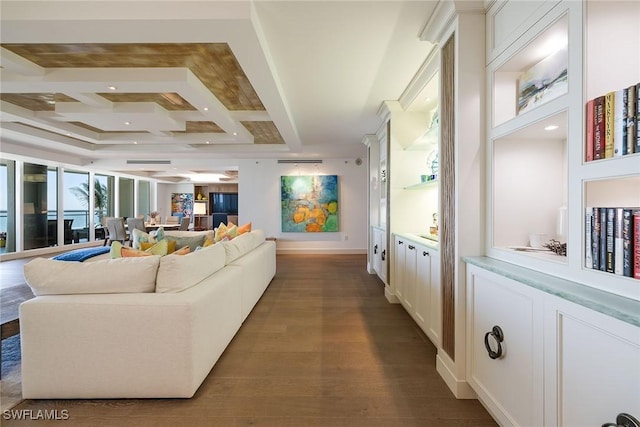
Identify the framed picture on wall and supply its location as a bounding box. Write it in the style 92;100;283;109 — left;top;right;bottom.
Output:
280;175;338;232
171;193;194;219
517;45;568;114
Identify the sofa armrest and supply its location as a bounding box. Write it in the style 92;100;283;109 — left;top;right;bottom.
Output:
20;265;243;399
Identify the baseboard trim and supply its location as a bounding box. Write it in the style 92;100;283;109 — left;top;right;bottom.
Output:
276;248;367;255
436;354;477;399
385;286;399;303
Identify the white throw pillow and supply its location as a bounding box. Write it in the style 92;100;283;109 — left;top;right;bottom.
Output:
155;242;226;293
24;256;160;296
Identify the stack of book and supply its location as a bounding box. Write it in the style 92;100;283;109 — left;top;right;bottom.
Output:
585;207;640;280
585;82;640;161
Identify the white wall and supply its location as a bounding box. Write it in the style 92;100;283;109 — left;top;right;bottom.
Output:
238;158;367;254
141;158;368;253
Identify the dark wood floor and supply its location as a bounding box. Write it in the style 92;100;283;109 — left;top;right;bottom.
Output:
4;254;496;426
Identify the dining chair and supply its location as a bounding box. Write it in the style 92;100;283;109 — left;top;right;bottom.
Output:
179;216;190;231
166;216;179;224
105;217;130;246
126;217;146;234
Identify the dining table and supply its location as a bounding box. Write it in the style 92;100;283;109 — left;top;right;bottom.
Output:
144;223;182;232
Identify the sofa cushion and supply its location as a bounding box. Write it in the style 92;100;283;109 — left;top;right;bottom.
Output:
251;229;266;247
24;256;160;296
155;242;225;293
222;231;255;264
163;234;205;252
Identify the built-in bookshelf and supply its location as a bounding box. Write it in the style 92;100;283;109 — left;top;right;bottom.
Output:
487;0;640;300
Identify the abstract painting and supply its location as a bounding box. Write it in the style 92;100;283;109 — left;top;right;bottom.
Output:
171;193;194;219
281;175;339;232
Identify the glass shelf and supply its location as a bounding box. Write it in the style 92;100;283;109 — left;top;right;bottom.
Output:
404;179;438;190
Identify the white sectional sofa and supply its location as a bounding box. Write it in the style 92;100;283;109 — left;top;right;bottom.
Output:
20;229;275;399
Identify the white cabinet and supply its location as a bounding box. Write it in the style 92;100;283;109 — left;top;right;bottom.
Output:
394;233;440;347
544;297;640;427
415;243;440;345
466;265;545;427
372;226;388;284
466;260;640;427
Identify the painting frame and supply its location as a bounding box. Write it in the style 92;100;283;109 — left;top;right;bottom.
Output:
517;45;568;115
280;175;339;233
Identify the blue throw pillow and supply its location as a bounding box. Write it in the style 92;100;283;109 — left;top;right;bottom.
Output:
52;246;111;262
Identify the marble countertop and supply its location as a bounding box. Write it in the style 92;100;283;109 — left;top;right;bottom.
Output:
463;256;640;328
394;232;440;250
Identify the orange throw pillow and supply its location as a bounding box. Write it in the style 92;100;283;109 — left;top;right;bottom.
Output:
121;246;153;257
238;222;252;235
173;246;190;255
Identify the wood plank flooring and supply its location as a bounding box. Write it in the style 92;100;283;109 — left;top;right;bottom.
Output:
3;254;496;426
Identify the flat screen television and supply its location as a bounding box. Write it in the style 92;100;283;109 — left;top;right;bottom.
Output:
209;192;238;214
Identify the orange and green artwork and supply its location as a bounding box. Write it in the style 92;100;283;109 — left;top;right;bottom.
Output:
281;175;338;232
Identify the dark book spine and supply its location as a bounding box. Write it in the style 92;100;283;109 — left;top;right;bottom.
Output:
592;207;601;270
585;208;593;269
602;207;610;272
593;96;605;159
622;209;633;277
636;83;640;154
634;210;640;280
606;208;616;273
627;84;636;155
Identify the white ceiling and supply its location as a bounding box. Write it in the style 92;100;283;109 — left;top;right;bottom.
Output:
0;0;437;182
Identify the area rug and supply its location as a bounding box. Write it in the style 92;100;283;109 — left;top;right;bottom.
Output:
1;334;23;411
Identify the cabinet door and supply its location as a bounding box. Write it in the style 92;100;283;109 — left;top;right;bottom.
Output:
394;236;405;301
414;246;432;333
544;298;640;427
428;249;441;346
403;242;417;313
372;228;382;276
466;266;544;427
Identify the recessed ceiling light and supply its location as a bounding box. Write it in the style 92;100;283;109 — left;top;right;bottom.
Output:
124;121;131;126
233;132;237;136
203;107;209;111
108;85;117;91
66;132;72;136
133;141;138;144
544;125;559;131
205;141;210;144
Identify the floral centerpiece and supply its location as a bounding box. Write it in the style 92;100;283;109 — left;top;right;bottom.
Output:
149;211;160;225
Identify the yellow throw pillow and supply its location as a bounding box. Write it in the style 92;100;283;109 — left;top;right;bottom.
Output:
141;240;176;254
238;222;252;235
226;224;238;240
174;246;190;255
214;223;228;242
202;238;214;247
144;239;169;256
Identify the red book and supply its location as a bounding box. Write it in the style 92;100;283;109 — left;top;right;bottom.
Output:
634;210;640;280
586;99;594;162
593;96;605;160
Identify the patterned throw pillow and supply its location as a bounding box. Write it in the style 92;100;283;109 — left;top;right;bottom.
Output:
214;223;227;242
156;227;165;241
144;239;169;256
132;228;156;250
141;240;176;254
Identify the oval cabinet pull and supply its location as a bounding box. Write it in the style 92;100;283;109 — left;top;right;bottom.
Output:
408;244;415;250
381;249;386;261
423;251;429;256
602;413;640;427
398;240;404;245
374;244;378;254
484;325;504;360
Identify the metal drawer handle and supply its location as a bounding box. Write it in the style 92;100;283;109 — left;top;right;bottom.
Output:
602;413;640;427
374;244;378;254
408;245;415;250
398;240;404;245
422;251;429;256
484;325;504;360
381;249;386;261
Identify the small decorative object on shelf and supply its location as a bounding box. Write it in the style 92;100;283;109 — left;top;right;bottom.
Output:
543;239;566;257
430;213;438;237
149;211;159;225
0;232;6;248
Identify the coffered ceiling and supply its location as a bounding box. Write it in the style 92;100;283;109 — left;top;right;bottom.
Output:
0;1;437;182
